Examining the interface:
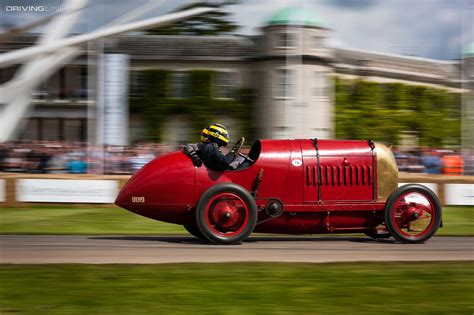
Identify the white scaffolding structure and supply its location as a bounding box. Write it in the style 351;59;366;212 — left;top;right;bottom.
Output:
0;1;216;142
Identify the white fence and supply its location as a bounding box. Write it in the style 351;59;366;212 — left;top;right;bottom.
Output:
0;179;4;202
16;179;119;203
445;184;474;206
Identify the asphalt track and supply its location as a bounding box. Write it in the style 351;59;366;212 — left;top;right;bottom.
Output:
1;235;472;264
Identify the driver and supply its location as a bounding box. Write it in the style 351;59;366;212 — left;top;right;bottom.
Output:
183;123;237;171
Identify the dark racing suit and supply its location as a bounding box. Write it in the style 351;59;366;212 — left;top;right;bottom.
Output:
183;142;235;171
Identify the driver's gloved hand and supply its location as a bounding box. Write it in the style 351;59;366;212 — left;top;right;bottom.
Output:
183;144;202;167
190;154;202;167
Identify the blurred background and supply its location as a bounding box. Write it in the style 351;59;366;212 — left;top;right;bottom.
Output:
0;0;473;176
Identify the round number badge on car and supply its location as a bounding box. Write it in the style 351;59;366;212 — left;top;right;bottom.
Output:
291;159;302;167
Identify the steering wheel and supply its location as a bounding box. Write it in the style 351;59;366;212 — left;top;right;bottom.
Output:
230;137;255;163
231;137;245;156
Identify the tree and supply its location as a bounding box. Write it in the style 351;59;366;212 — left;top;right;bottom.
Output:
146;2;238;36
334;77;462;147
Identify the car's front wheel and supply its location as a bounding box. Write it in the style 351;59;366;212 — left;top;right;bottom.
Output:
196;183;257;245
384;184;442;243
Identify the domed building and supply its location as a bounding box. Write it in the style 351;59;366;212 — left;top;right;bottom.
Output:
255;7;334;139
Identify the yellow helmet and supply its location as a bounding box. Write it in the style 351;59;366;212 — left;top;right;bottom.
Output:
201;123;229;147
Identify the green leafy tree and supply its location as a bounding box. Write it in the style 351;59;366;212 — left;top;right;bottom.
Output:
334;77;462;148
146;2;238;36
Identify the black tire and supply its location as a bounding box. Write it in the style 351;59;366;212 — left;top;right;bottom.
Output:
196;183;257;245
183;224;206;240
385;184;442;243
364;227;391;239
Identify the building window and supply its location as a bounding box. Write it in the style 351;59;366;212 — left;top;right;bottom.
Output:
78;66;88;99
64;119;83;142
42;118;61;141
59;68;66;99
313;71;328;98
313;36;324;49
214;72;234;99
21;118;40;141
130;71;144;97
276;32;296;48
275;69;295;98
169;72;189;98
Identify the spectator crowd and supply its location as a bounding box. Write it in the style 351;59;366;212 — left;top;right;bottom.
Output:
0;142;472;175
393;147;472;175
0;142;171;175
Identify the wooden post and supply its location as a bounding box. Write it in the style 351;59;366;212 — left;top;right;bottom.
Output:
5;177;16;207
437;182;446;206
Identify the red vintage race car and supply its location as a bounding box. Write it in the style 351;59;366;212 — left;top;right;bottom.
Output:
115;138;442;244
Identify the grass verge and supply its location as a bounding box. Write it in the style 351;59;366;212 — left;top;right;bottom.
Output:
0;205;185;235
0;205;472;236
0;262;473;315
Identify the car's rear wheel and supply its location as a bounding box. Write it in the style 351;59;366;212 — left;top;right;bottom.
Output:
385;184;442;243
196;183;257;245
183;224;206;240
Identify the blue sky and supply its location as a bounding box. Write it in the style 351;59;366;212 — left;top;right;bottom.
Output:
0;0;472;60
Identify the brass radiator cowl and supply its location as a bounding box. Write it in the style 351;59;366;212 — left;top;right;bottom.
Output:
376;142;398;201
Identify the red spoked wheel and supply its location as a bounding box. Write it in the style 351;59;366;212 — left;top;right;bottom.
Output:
196;183;257;244
385;184;442;243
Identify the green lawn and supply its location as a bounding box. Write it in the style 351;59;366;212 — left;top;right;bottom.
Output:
0;205;472;236
0;205;185;235
0;262;472;315
439;206;474;236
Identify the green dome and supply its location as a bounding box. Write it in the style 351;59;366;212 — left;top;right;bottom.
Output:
464;42;474;56
267;7;324;28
